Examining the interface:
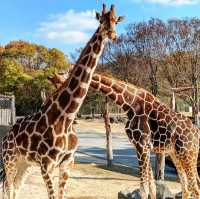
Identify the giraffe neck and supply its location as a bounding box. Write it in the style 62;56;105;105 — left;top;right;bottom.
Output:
91;74;159;117
41;28;108;127
91;74;136;112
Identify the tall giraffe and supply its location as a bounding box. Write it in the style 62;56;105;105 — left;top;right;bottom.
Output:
0;5;124;199
49;73;200;199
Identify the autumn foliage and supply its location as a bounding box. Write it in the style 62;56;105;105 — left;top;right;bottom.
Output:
0;40;70;115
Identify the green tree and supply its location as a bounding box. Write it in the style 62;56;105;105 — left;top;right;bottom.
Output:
0;40;70;115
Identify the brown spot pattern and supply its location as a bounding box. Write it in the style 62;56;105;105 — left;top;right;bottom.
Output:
55;136;65;148
101;77;112;86
93;43;101;54
68;134;78;150
87;56;96;68
26;122;35;134
19;122;29;132
12;124;20;136
69;77;79;91
81;71;90;83
47;103;61;125
116;95;124;106
112;84;123;93
32;112;42;121
73;87;86;98
80;55;89;65
54;116;64;134
58;90;70;109
91;81;99;89
36;116;47;133
49;149;59;160
30;134;41;151
38;142;49;155
16;133;28;148
92;75;100;82
66;100;79;113
100;85;112;94
108;93;116;101
75;67;82;77
43;127;54;146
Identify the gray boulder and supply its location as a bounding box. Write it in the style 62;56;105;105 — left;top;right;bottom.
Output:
118;181;182;199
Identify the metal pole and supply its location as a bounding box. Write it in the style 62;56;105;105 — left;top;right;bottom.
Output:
11;95;16;125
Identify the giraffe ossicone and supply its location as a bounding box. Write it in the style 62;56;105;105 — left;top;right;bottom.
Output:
50;72;200;199
1;4;124;199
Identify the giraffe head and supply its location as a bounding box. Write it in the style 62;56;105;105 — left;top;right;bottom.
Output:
47;64;74;88
47;73;66;89
96;4;124;41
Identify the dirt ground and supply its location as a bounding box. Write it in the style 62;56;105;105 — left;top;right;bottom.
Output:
76;119;125;135
0;163;181;199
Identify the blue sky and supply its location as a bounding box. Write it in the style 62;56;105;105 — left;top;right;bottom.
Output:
1;0;200;57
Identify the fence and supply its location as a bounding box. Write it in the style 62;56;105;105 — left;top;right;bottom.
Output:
0;95;15;126
0;95;16;179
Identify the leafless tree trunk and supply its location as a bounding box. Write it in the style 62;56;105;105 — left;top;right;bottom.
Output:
192;68;199;126
103;97;113;167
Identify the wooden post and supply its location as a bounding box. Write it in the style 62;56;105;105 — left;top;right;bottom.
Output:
192;85;199;126
155;153;165;180
103;97;113;167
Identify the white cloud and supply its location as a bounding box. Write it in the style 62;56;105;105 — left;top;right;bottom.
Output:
37;9;98;44
131;0;198;5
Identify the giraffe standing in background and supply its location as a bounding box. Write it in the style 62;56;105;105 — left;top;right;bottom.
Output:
1;4;124;199
49;73;200;199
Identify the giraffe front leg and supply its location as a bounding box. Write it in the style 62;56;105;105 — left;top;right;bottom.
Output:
148;164;156;199
137;147;151;199
58;154;74;199
41;161;56;199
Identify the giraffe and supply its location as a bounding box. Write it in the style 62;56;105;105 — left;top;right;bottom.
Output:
48;72;200;199
0;4;124;199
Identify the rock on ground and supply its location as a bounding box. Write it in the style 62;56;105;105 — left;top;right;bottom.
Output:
118;180;182;199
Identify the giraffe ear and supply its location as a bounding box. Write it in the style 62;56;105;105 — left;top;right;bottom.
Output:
116;16;125;23
96;12;101;21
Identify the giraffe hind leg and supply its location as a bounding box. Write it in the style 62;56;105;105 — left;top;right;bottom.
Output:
184;165;200;199
3;151;18;199
4;165;16;199
170;153;190;199
196;172;200;189
13;161;30;199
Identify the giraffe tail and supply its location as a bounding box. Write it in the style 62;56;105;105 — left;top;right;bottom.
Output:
0;166;5;182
